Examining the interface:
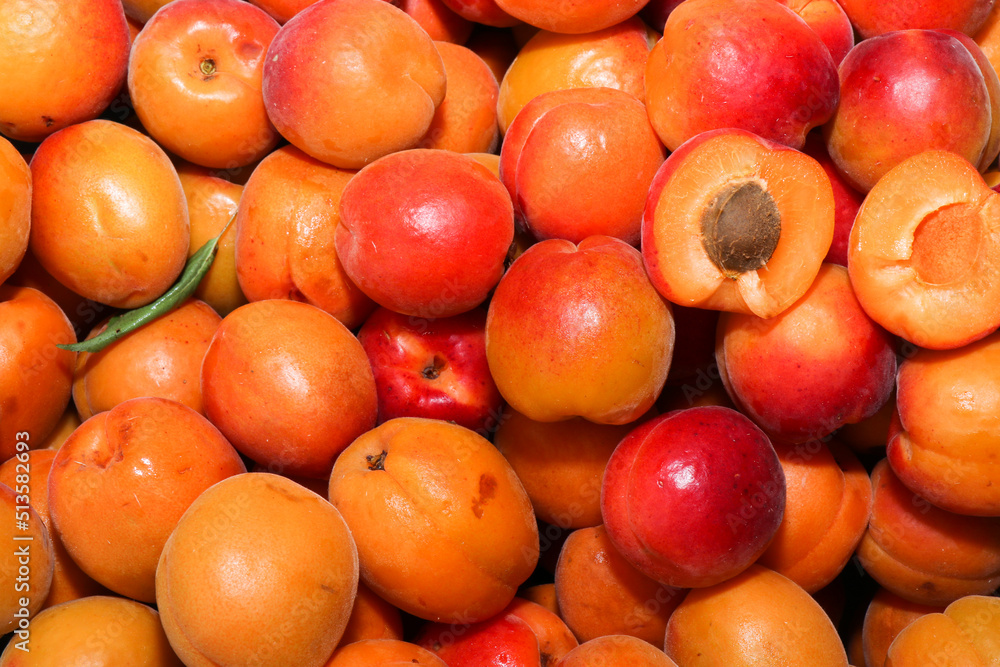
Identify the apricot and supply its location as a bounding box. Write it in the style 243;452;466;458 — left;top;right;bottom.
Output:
29;119;190;309
262;0;447;169
642;128;835;318
325;639;447;667
716;263;897;444
336;149;514;319
202;299;377;479
494;0;647;34
328;417;539;623
234;145;375;330
48;397;245;602
779;0;855;66
554;525;685;645
0;450;107;609
415;612;542;667
485;236;674;425
128;0;281;169
176;162;247;317
122;0;174;22
71;298;221;421
0;0;130;142
825;30;995;193
337;581;404;646
499;87;666;246
757;439;873;593
156;472;359;667
863;587;944;667
664;564;849;665
246;0;316;23
520;583;560;616
496;17;654;134
558;635;679;666
847;150;1000;350
0;483;53;636
802;131;866;267
505;597;579;666
0;136;29;284
420;41;500;154
889;329;1000;516
0;285;75;461
885;594;1000;666
35;408;80;452
645;0;839;152
855;460;1000;606
398;0;473;43
944;30;1000;172
0;595;182;666
838;0;994;38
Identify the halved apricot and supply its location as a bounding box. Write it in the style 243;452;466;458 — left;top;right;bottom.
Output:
642;128;835;318
848;150;1000;350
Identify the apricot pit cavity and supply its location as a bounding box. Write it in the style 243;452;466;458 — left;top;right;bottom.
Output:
910;202;982;285
701;180;781;277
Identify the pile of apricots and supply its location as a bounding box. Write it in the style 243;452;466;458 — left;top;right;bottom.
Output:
4;0;1000;664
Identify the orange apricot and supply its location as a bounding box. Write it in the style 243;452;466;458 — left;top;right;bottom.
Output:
0;135;30;284
398;0;474;43
71;298;221;421
324;639;447;667
122;0;174;23
201;299;378;479
437;0;520;28
494;0;648;34
156;472;359;667
420;41;500;154
35;408;80;452
234;145;376;330
557;635;679;666
520;583;560;616
0;0;130;142
855;459;1000;606
838;0;994;38
497;17;654;134
128;0;281;169
48;397;246;602
863;587;944;667
642;128;835;318
328;417;539;624
29;119;190;309
0;483;53;636
885;594;1000;666
337;581;404;646
0;285;75;461
847;150;1000;350
504;597;579;666
664;564;849;665
246;0;317;23
554;525;685;645
261;0;447;169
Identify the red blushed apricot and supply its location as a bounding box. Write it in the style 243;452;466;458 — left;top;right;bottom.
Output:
72;299;221;421
234;145;376;330
128;0;281;169
262;0;446;169
885;595;1000;666
847;150;1000;350
645;0;839;152
825;31;994;193
325;639;447;667
246;0;317;23
398;0;474;43
0;450;108;610
856;460;1000;607
505;597;579;666
493;407;637;529
716;263;897;444
29;120;190;309
201;299;378;479
642;128;835;318
337;581;404;646
438;0;520;27
0;136;30;284
838;0;993;38
48;397;246;602
0;483;53;636
889;330;1000;516
554;525;686;645
0;595;183;666
176;162;247;317
156;473;359;667
558;635;679;666
420;42;500;154
0;0;130;142
757;440;873;593
497;17;655;134
328;418;539;624
779;0;855;66
485;236;674;425
494;0;648;34
863;587;943;667
0;285;75;461
500;87;665;246
336;149;514;319
943;30;1000;172
802;131;866;267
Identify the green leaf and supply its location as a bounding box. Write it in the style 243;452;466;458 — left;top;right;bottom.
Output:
57;213;237;354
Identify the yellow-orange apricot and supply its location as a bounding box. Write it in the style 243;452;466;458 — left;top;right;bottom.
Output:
863;587;943;667
554;525;685;645
72;298;221;421
855;460;1000;606
328;417;539;624
557;634;679;666
156;472;359;667
848;150;1000;350
664;564;849;665
495;0;648;34
0;483;53;635
505;597;579;666
0;135;30;284
520;583;560;616
885;594;1000;666
337;581;404;646
420;41;500;154
324;639;448;667
642;128;835;318
234;145;376;330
